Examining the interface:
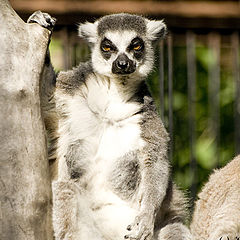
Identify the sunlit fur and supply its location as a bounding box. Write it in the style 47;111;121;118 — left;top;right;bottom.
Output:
191;155;240;240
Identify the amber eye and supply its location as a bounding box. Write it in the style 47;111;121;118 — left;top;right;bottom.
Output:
102;46;111;52
133;45;141;51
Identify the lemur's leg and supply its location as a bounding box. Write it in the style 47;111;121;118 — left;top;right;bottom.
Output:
52;181;105;240
54;140;106;239
155;184;192;240
157;223;192;240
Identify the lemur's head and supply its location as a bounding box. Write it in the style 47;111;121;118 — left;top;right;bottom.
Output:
79;13;166;80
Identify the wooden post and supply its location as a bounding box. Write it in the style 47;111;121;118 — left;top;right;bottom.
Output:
0;0;53;239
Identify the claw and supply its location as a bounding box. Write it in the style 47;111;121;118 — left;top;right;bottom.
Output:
127;225;132;231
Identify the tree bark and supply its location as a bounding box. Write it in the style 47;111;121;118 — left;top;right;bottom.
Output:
0;0;53;239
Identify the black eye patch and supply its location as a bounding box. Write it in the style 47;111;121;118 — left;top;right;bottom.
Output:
100;38;117;60
128;37;145;60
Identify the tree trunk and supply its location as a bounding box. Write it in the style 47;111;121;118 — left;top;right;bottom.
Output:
0;0;53;239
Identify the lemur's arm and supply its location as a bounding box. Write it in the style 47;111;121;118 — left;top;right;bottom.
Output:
140;97;170;212
126;97;170;240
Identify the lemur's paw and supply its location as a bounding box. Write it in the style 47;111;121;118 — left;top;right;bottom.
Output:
27;11;56;31
124;213;153;240
219;236;230;240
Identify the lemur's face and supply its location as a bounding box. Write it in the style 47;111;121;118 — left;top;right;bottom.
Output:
79;14;166;80
99;31;144;75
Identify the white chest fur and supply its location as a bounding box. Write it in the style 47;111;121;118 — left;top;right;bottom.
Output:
56;75;146;238
57;74;145;180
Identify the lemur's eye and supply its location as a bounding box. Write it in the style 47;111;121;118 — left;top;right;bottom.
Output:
102;46;111;52
133;45;142;51
101;38;117;54
128;37;144;54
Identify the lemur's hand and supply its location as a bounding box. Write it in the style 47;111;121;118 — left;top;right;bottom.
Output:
218;236;231;240
27;11;56;31
124;211;154;240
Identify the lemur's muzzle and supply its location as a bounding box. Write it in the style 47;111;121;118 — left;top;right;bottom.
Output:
112;54;136;75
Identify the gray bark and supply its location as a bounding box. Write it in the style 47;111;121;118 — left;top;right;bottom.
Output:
0;0;53;239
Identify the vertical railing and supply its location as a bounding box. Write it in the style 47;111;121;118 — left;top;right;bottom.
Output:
61;28;72;70
167;34;173;162
232;32;240;155
186;31;197;200
208;33;221;167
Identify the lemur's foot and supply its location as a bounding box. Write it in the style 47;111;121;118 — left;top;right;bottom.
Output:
27;10;56;31
124;213;153;240
219;236;230;240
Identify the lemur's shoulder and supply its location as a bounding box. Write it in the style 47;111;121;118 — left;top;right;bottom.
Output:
56;61;93;94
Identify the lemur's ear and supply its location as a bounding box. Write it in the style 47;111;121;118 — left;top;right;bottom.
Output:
146;19;167;41
78;21;99;44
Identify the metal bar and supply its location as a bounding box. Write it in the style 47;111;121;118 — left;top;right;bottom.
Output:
159;40;165;120
167;34;173;161
232;32;240;154
61;27;72;70
208;33;221;167
186;31;197;200
70;33;78;67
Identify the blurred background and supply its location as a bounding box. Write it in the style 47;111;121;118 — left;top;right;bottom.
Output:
10;0;240;205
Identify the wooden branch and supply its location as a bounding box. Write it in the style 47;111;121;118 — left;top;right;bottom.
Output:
0;1;53;239
9;0;240;18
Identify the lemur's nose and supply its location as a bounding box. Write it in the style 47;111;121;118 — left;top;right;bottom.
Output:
117;60;129;70
112;53;136;75
116;55;129;70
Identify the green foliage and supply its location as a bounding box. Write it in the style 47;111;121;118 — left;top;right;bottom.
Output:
148;36;237;200
49;38;64;72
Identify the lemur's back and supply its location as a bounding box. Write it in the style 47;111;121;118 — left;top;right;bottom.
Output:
191;155;240;240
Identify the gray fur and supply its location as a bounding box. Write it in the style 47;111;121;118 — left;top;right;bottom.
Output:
56;61;93;95
109;152;141;200
66;140;87;179
97;13;146;36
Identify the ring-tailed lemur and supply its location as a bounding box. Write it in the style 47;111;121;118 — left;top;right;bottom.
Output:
28;11;192;240
191;155;240;240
